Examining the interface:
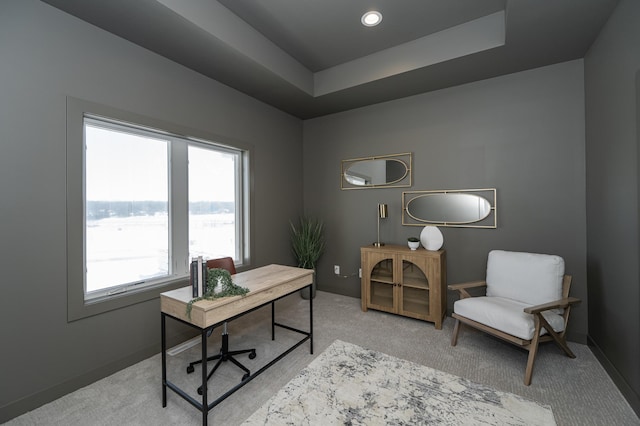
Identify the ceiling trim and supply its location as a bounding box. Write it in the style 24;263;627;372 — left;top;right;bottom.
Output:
315;11;506;96
157;0;505;99
157;0;314;95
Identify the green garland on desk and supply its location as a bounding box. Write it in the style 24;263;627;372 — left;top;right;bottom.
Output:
186;268;250;318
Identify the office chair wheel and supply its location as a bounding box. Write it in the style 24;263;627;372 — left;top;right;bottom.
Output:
242;373;250;381
249;350;256;359
197;386;203;395
186;365;195;374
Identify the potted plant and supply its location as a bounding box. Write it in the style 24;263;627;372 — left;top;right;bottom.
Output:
407;237;420;250
290;216;325;299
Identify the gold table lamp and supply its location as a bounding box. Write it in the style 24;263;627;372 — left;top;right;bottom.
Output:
374;203;388;247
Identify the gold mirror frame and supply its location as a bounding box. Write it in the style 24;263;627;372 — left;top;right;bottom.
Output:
341;152;412;190
402;188;497;228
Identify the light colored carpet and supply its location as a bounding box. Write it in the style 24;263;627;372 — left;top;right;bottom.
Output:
243;339;556;425
4;291;639;426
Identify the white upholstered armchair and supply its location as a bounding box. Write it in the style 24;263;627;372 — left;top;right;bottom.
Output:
449;250;581;385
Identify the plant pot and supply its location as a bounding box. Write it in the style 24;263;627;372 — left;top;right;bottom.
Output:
300;269;316;299
408;240;420;250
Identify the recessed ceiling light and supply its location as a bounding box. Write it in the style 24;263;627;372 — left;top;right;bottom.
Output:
361;11;382;27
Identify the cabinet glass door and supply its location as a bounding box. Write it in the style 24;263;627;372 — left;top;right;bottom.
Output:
369;258;394;311
400;260;429;318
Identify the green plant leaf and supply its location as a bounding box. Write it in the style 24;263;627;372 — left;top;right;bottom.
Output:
185;268;250;318
290;216;325;270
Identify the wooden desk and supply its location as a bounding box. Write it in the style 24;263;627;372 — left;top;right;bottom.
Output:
161;264;314;425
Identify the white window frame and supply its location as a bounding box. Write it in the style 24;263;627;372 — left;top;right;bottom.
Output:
66;97;252;321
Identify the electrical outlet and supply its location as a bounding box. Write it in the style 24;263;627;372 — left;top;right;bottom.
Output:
334;265;340;275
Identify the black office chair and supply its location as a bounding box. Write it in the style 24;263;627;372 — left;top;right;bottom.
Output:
186;257;256;395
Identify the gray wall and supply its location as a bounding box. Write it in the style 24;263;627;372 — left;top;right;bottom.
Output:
584;0;640;414
0;0;302;421
303;60;588;341
4;0;639;421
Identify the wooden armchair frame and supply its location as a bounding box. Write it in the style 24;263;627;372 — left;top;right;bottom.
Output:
449;275;580;385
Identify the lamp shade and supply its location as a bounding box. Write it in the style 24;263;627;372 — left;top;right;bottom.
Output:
378;203;388;219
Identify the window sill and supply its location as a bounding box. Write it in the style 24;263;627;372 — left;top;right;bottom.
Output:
68;277;188;322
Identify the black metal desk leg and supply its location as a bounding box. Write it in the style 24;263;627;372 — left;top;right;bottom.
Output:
201;328;208;425
161;313;167;407
271;301;275;340
309;290;314;354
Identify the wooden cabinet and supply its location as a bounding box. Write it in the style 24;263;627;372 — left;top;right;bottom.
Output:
361;245;447;329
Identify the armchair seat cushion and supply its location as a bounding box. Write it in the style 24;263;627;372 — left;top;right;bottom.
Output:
453;296;565;341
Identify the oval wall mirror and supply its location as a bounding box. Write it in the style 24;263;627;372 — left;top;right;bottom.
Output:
402;189;497;228
341;152;412;190
344;159;408;186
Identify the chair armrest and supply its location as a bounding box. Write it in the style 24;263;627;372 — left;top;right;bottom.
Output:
448;280;487;299
448;280;487;290
524;297;581;314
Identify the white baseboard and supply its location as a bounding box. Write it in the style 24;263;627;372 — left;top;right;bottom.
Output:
166;336;200;356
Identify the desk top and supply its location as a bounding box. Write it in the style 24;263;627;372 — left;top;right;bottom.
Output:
161;264;314;328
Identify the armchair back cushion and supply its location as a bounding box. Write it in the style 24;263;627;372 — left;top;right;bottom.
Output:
486;250;564;306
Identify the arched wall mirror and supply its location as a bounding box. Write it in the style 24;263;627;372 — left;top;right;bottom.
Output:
402;188;497;228
341;152;412;190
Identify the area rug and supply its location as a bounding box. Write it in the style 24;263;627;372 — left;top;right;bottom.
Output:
243;340;555;425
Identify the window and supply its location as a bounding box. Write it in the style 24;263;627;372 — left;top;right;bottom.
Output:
67;98;251;320
188;144;242;261
85;120;170;297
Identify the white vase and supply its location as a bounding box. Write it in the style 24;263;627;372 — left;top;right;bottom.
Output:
420;226;444;251
408;240;420;250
